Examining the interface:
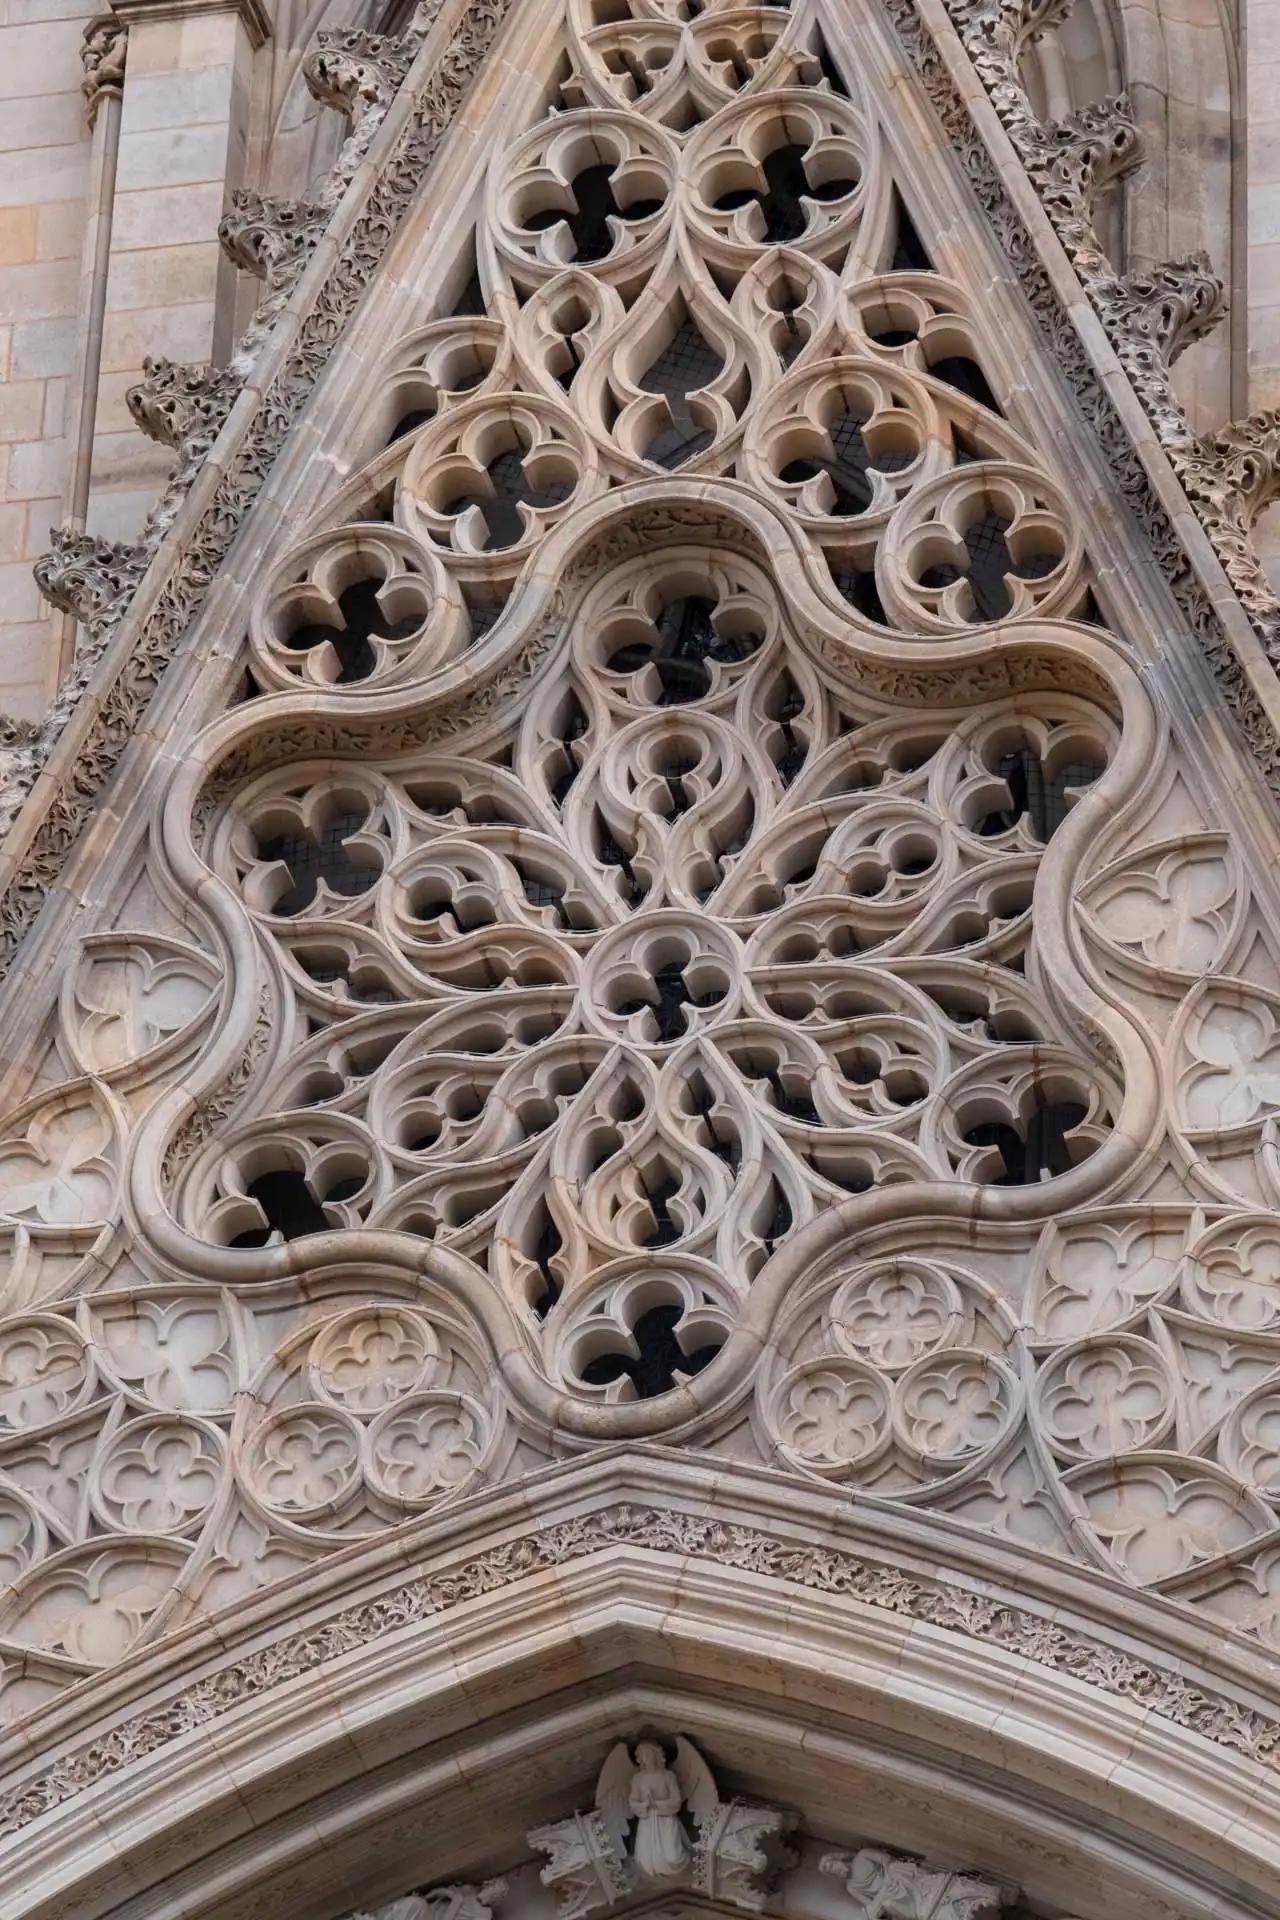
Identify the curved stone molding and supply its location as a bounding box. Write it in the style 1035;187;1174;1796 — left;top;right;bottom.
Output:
3;1459;1280;1920
6;0;1280;987
8;0;519;970
6;0;1280;1704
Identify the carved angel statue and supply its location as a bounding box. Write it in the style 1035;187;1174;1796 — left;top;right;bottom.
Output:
596;1736;717;1883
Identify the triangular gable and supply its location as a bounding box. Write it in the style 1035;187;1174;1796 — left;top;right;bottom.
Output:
3;0;1280;1724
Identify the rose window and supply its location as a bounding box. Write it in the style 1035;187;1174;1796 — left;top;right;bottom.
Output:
196;548;1119;1407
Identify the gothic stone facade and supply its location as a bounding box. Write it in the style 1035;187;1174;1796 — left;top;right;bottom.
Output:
3;4;1280;1919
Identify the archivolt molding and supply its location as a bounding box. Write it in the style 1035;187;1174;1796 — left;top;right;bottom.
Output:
8;0;1280;1785
2;1457;1280;1920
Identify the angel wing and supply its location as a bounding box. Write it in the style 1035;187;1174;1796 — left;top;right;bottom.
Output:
595;1741;635;1854
673;1737;719;1818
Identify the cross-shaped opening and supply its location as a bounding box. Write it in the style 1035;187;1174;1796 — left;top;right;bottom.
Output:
605;594;762;703
520;159;664;263
918;513;1062;620
284;578;424;684
616;957;727;1041
962;1100;1089;1185
975;747;1106;842
711;139;859;243
228;1167;365;1246
256;809;380;916
437;435;575;550
779;406;916;514
580;1301;722;1398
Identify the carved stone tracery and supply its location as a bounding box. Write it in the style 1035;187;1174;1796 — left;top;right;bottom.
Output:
7;3;1280;1837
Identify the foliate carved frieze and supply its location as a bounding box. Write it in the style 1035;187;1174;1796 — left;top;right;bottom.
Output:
6;1495;1280;1839
11;1;1280;1813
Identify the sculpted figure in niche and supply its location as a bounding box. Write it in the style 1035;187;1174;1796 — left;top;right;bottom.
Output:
597;1736;715;1881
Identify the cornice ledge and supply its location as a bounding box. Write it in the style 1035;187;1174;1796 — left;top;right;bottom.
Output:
110;0;271;52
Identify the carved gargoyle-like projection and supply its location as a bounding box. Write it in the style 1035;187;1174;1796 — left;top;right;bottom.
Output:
529;1734;794;1916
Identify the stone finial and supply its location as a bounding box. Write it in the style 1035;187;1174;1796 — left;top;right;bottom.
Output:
529;1734;793;1919
821;1847;1014;1920
33;526;148;632
80;13;126;123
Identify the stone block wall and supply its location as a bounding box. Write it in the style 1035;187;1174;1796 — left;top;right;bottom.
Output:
0;1;94;721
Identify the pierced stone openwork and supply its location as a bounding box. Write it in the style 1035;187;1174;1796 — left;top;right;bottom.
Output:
8;0;1280;1717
